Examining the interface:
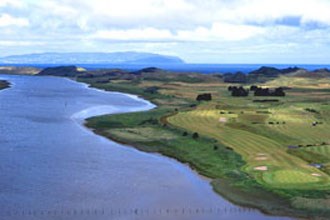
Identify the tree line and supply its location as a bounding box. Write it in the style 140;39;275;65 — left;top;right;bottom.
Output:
228;85;286;97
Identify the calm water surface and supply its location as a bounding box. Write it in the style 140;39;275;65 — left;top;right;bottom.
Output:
0;75;292;220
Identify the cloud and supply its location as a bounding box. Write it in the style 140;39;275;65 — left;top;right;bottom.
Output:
91;22;265;42
0;40;44;46
0;0;23;8
61;0;195;28
216;0;330;26
177;22;265;41
91;28;174;41
0;0;330;63
0;13;29;27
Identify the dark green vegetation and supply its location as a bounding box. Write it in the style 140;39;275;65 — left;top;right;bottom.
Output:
196;93;212;101
77;66;330;219
223;66;303;83
228;85;286;97
38;66;86;76
86;109;245;179
0;80;10;90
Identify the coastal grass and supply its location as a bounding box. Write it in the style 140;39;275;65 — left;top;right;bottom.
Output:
86;108;246;179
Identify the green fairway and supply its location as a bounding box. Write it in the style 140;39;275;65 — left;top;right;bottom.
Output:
270;170;320;184
305;145;330;157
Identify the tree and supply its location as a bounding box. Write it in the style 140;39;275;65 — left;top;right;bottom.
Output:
254;87;270;96
192;132;199;139
253;86;286;96
274;87;285;96
230;86;249;97
144;86;159;94
196;93;212;101
250;85;258;91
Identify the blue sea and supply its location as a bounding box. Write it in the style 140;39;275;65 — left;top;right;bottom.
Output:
2;63;330;74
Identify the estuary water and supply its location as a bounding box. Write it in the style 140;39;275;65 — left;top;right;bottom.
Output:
0;75;292;220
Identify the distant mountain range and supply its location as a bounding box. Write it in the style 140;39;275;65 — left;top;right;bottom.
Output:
0;52;185;65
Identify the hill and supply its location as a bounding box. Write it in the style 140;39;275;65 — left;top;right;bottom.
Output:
38;66;86;77
290;68;330;78
0;52;185;65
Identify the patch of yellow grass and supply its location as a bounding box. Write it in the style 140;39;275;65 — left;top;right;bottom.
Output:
265;76;330;89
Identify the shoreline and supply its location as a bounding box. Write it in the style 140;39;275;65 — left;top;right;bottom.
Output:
74;79;215;182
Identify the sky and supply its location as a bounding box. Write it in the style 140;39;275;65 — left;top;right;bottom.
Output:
0;0;330;64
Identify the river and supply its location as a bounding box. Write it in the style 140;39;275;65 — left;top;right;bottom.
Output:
0;75;292;220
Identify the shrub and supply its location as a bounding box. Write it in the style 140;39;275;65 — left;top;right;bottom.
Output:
254;86;286;96
196;93;212;101
229;86;249;97
192;132;199;139
144;86;159;94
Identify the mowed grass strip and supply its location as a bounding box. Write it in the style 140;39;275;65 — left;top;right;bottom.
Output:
305;145;330;157
268;106;330;145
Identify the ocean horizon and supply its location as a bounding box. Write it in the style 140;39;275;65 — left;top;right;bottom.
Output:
1;63;330;74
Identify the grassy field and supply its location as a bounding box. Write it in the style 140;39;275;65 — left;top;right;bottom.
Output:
266;75;330;89
80;72;330;219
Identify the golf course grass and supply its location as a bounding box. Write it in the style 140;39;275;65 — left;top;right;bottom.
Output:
167;106;330;190
80;72;330;219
